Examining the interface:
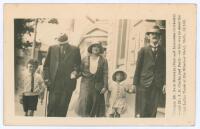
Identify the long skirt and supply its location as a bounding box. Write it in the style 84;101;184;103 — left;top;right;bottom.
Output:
76;77;105;117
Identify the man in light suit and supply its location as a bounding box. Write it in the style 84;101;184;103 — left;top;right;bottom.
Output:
43;33;81;117
133;26;166;117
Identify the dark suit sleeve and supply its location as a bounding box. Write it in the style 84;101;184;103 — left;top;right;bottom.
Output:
43;46;51;82
163;48;166;85
103;58;108;89
74;47;81;78
133;48;144;86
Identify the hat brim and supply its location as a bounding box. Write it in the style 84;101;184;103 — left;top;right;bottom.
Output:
146;32;161;35
112;71;127;81
146;29;161;35
88;43;104;54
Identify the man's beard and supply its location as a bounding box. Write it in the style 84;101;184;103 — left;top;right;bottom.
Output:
150;39;159;46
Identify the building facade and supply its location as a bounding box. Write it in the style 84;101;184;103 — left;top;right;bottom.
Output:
78;19;166;85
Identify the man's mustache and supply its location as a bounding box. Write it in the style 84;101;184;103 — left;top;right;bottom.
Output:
152;37;158;39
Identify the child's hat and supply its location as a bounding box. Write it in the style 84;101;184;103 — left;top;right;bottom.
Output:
112;69;127;81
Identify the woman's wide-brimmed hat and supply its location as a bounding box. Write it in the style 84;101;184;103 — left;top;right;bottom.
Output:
146;25;161;35
112;69;127;82
87;42;104;54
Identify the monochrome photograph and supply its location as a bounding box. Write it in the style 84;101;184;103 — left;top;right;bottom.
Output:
14;18;166;118
4;4;195;126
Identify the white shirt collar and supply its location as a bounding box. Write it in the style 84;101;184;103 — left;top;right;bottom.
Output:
114;81;124;85
149;42;159;48
58;41;68;45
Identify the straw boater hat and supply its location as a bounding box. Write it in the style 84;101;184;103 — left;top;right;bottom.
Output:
112;69;127;82
88;42;104;54
146;25;161;35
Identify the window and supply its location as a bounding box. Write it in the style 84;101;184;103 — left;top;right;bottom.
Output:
116;19;128;68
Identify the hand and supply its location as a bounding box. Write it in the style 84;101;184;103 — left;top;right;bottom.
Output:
70;71;77;79
162;85;166;94
127;85;136;93
100;88;107;94
132;85;136;93
45;80;51;86
45;80;51;91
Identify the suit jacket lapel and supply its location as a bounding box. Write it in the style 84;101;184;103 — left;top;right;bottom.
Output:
155;45;161;63
63;44;73;62
96;56;103;73
52;45;60;83
55;45;60;61
147;46;155;62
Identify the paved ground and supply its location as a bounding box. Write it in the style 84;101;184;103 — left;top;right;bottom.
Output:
15;68;164;117
15;78;165;117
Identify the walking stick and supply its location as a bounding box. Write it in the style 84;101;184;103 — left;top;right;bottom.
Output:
44;88;48;117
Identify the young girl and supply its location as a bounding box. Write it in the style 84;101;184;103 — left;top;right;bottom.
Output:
19;59;45;116
107;70;130;117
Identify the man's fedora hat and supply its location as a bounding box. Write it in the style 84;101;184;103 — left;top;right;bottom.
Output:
146;25;161;35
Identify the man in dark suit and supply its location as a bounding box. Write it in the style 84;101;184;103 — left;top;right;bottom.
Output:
43;33;81;117
133;26;166;117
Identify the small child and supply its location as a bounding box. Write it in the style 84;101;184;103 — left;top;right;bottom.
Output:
106;70;130;118
19;59;45;116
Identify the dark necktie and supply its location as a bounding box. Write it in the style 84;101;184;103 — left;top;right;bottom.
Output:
31;73;34;92
151;46;158;59
60;45;64;59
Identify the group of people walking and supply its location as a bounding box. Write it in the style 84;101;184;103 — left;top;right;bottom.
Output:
18;25;166;118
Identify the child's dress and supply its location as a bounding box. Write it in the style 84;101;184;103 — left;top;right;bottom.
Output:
107;81;127;115
19;70;45;112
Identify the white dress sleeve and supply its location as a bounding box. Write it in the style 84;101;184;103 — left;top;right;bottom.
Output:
108;82;113;91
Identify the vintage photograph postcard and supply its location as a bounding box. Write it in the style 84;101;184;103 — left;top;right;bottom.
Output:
3;4;196;126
